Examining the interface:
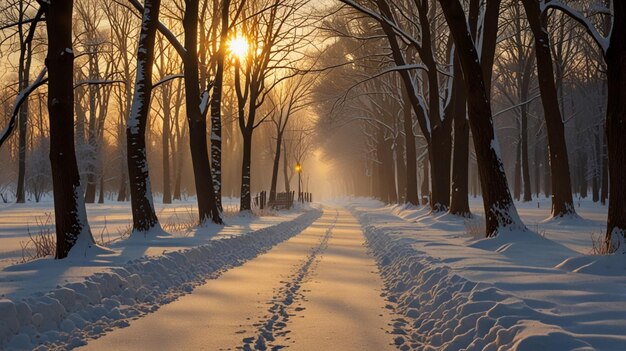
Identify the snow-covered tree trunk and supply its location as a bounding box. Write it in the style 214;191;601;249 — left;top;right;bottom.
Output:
126;0;160;232
43;0;96;258
183;0;222;225
210;0;230;212
438;0;525;236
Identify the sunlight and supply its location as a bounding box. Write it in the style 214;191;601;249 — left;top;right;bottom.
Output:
229;35;249;61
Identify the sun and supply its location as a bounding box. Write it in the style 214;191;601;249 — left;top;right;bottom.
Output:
229;35;249;60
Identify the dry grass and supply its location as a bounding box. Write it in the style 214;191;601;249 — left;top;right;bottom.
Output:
162;206;198;236
20;213;56;262
590;231;618;255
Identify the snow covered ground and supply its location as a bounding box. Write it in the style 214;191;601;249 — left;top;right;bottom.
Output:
0;198;304;297
346;197;626;351
1;196;624;350
0;199;320;349
77;208;394;351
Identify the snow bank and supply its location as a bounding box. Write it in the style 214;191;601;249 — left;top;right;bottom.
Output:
0;209;322;350
353;209;597;351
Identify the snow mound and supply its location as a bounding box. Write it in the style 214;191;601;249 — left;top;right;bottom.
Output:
0;209;322;350
354;210;594;351
556;254;626;276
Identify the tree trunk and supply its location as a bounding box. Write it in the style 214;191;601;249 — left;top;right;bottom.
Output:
544;143;552;197
210;0;230;212
402;88;419;205
579;149;587;198
605;3;626;250
514;138;522;201
521;86;532;202
449;58;470;216
522;0;576;217
283;142;290;194
430;123;452;212
439;0;524;236
183;0;222;224
16;8;32;204
421;155;429;204
162;86;172;204
534;132;541;198
44;0;95;258
84;52;99;204
240;130;252;211
98;175;105;204
592;126;600;202
126;0;161;232
601;125;608;205
269;132;282;204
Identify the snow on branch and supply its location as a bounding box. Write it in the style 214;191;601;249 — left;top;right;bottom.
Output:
0;68;48;149
542;1;610;55
153;74;184;89
73;79;127;89
127;0;187;58
338;0;422;49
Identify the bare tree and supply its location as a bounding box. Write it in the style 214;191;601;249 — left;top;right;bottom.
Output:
126;0;161;232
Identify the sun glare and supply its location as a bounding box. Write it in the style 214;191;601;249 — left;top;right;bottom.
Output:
229;35;249;60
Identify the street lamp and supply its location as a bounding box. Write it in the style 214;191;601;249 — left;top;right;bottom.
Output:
295;162;302;202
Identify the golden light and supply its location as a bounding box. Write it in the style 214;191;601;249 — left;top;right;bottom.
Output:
229;35;249;60
295;163;302;173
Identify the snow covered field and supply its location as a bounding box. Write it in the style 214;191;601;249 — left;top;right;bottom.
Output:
348;197;626;351
0;199;320;349
1;197;624;350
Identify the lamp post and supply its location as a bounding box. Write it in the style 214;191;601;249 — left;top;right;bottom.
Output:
295;162;302;202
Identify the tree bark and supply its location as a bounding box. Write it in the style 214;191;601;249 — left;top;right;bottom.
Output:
269;132;283;204
210;0;230;212
240;129;252;211
402;87;419;205
601;124;608;205
44;0;95;258
605;2;626;250
521;0;576;217
421;155;429;204
183;0;222;224
16;3;32;204
449;58;470;216
514;138;521;201
438;0;524;236
126;0;160;232
162;84;172;204
592;126;600;202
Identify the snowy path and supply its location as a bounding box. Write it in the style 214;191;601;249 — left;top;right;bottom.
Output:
78;207;394;350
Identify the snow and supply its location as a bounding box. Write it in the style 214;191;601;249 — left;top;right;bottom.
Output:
0;201;321;350
1;196;624;350
343;197;626;351
77;208;394;351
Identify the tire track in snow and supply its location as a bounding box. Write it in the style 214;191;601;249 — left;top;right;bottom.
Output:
239;210;339;351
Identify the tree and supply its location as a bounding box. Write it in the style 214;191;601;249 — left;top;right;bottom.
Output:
438;0;525;236
520;0;577;217
44;0;97;257
233;0;310;211
126;0;161;232
267;73;315;204
543;0;626;251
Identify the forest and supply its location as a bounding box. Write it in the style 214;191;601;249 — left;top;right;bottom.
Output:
0;0;624;350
